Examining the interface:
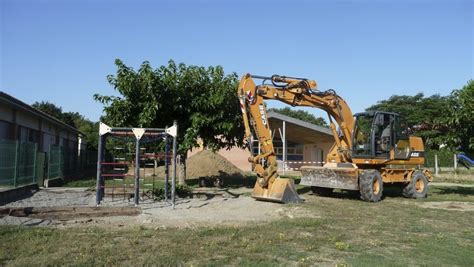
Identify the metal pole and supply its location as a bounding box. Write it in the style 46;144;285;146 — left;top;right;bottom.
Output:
454;154;458;170
454;153;458;178
172;121;178;209
153;158;157;194
134;138;140;206
435;154;439;175
164;134;169;201
95;135;104;205
283;121;286;175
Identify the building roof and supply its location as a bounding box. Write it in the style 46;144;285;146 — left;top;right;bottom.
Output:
0;91;83;135
267;111;333;136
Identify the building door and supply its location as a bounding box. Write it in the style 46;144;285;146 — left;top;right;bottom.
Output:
312;148;323;163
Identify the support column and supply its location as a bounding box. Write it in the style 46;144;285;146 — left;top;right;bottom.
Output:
283;121;286;175
164;134;169;201
172;121;178;209
134;138;140;206
95;135;104;205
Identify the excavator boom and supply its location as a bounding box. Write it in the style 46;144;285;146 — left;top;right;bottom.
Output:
238;73;356;203
238;74;302;203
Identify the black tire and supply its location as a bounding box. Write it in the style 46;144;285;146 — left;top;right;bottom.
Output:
403;171;429;199
311;186;333;197
359;170;383;202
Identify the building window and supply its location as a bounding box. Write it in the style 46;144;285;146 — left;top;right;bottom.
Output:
18;126;39;144
42;133;57;151
0;120;13;140
252;138;303;161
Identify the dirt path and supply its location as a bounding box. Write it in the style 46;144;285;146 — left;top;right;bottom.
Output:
418;201;474;212
3;180;473;228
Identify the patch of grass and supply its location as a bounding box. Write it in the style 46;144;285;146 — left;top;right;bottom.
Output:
63;177;96;187
2;187;474;266
432;170;474;184
63;176;167;189
2;180;474;266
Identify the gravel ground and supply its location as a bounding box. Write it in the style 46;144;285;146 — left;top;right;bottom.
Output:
0;187;308;228
3;188;96;208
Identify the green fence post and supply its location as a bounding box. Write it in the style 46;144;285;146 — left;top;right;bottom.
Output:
13;141;18;187
33;144;37;183
60;147;63;179
48;144;51;180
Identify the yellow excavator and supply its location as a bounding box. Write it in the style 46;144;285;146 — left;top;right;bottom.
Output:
238;73;432;203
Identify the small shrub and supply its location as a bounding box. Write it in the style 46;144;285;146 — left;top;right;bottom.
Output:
334;241;350;251
150;183;192;199
176;184;192;197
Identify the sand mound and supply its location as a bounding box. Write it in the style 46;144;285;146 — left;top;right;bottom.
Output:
186;150;244;179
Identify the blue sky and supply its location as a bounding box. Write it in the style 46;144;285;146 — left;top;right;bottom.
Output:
1;0;472;122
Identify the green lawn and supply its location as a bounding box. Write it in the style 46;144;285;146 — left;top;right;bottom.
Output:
1;180;474;266
63;175;168;189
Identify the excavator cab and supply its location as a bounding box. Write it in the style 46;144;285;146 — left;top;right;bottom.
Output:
352;111;412;160
352;111;402;159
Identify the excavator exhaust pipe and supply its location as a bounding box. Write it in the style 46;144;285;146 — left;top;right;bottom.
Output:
252;178;303;203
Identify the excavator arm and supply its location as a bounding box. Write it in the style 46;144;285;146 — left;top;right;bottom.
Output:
238;73;355;203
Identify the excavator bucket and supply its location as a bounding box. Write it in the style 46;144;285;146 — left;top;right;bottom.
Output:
252;178;303;203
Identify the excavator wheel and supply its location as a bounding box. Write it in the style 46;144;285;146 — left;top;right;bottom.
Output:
359;170;383;202
311;186;333;197
402;171;429;199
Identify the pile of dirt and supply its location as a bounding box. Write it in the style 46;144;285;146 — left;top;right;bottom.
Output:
186;150;244;179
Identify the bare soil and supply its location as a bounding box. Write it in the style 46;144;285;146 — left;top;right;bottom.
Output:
0;187;308;228
131;150;245;180
418;201;474;211
185;150;244;179
2;178;473;228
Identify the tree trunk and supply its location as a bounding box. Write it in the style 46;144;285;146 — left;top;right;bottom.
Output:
178;153;187;185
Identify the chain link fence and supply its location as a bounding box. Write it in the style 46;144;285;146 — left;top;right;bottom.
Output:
425;149;473;178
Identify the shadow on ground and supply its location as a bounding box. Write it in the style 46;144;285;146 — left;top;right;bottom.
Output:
187;171;257;189
432;186;474;197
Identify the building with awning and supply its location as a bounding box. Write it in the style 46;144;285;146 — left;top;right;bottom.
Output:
0;91;84;152
191;111;335;172
0;91;91;188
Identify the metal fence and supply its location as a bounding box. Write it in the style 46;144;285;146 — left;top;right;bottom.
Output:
0;138;97;188
48;145;63;180
0;139;37;187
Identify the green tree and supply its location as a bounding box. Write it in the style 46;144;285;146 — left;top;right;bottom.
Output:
32;101;64;122
94;59;244;184
366;93;449;148
435;80;474;152
32;101;99;150
268;107;328;127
